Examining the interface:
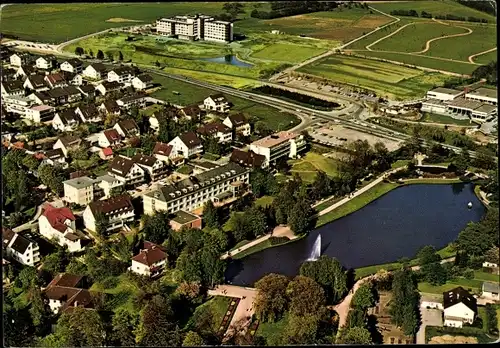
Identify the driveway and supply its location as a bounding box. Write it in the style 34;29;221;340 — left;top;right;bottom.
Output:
416;307;443;344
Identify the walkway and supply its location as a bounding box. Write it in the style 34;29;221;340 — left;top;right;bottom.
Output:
412;19;472;55
468;47;497;64
208;285;258;341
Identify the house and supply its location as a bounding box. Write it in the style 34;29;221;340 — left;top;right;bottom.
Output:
60;59;83;74
132;74;153;90
113;119;140;139
44;273;94;314
52;108;80;132
168;131;203;158
29;91;55;105
196;122;232;143
10;52;33;67
230;149;266;169
223;113;251;136
63;176;96;205
35;55;57;70
99;147;113;160
149;108;180;132
82;63;107;80
77;84;96;100
23;74;50;92
75;104;101;123
152;142;173;163
44;73;68;89
94;174;124;199
98;129;122;148
443;287;477;328
179;104;202;121
1;80;24;97
83;194;135;233
53;135;82;157
46;86;82;105
107;66;136;83
38;204;86;252
129;241;167;277
3;95;33;116
25;105;56;123
15;65;36;78
43;149;68;168
2;228;40;266
60;71;83;86
203;93;231;113
169;210;202;231
249;131;306;167
108;155;146;186
116;93;147;110
95;81;123;96
132;153;168;181
98;100;121;116
481;282;500;301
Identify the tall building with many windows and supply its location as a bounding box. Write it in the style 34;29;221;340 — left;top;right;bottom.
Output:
156;14;233;43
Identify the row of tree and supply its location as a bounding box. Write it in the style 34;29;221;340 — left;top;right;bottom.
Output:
253;85;340;110
389;9;489;23
251;1;341;19
74;46;124;61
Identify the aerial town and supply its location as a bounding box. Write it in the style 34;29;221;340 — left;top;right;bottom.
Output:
1;1;499;347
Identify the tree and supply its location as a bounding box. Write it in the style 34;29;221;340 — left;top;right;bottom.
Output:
94;211;109;237
452;148;470;175
111;308;139;346
89;48;94;57
485;246;500;264
337;326;372;344
54;307;106;347
200;246;225;288
246;206;268;238
22;154;39;172
254;273;290;323
351;282;375;310
346;308;366;328
105;50;114;61
176;250;203;283
19;266;39;291
118;51;124;61
42;248;69;276
38;163;64;195
312;170;331;200
474;148;496;170
421;261;448;286
176;281;202;301
74;47;84;56
300;255;347;304
416;245;441;265
183;331;205;346
142;211;171;244
203;200;220;228
282;314;320;345
96;50;104;60
389;268;420;336
288;198;313;235
28;286;50;328
456;212;497;256
287;275;326;317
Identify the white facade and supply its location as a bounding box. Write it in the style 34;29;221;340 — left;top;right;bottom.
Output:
36;57;53;70
443;303;475;328
25;105;55;124
168;136;203;158
3;95;33;116
204;21;233;43
63;178;95;205
10;53;30;67
4;234;40;267
223;116;251;136
60;61;83;74
38;215;83;253
82;65;104;80
129;257;167;277
82;201;135;233
483;261;498;268
52;113;78;132
109;162;146;186
132;76;153;90
249;132;306;167
156;15;232;42
426;88;464;101
203;95;230;113
108;70;134;84
96;175;124;199
465;88;497;105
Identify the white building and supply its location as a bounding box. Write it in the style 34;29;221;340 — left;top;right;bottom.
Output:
1;80;24;98
481;282;500;301
43;149;68;169
203;94;231;113
3;95;34;116
196;122;232;143
108;155;146;186
107;66;136;84
168;131;203;158
83;195;135;233
443;287;477;328
10;53;33;67
223;113;251;137
82;63;107;80
53;135;82;157
204;20;233;43
128;241;167;277
143;162;249;215
132;153;168;182
156;14;233;43
249;131;306;167
75;104;101;123
465;87;497;106
44;274;94;314
36;56;57;70
63;176;96;206
23;75;50;92
60;59;83;74
2;228;40;267
95;174;124;199
25;105;56;124
113;119;140;138
52;108;80;132
426;87;465;101
95;81;122;96
152;142;173;163
132;74;154;90
98;129;122;148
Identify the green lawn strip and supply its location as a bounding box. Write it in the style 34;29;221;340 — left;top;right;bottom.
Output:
232;234;307;260
425;325;495;344
314;196;344;213
185;296;232;331
176;165;193;175
355;262;403;279
255;195;275;208
473;50;497;65
473;271;500;282
437;244;456;259
418;278;482;294
90;274;141;313
422;112;475;126
229;239;251;253
401;178;463;184
203;153;220;161
315;182;399;227
256;312;289;345
391;159;410;169
478;306;488;332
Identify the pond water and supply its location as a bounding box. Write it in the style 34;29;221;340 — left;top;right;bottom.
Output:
225;183;486;286
200;55;253;67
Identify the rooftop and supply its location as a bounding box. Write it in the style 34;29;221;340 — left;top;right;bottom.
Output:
171;210;201;224
429;87;464;95
466;87;497;99
482;281;500;293
63;176;95;189
251;131;300;148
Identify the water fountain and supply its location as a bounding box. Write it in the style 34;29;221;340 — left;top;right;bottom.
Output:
307;234;321;261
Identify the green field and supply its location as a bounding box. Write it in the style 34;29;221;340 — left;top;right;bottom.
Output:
298;54;450;100
473;49;497;65
418;278;482;294
422;112;474;126
289;152;339;183
347;18;413;50
256;312;290;345
251;43;326;64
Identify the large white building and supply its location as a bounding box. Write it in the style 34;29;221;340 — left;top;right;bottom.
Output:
2;228;40;267
63;175;124;205
156;14;233;42
249;131;306;167
143;162;249;215
83;195;135;233
443;287;477;328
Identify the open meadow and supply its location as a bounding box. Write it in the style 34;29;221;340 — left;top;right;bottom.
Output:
473;49;497;65
288;152;340;183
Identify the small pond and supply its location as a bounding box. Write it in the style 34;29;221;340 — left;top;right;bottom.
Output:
200;54;253;67
225;183;486;286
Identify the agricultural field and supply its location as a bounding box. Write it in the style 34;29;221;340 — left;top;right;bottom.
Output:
473;49;498;65
297;54;450;100
250;43;326;64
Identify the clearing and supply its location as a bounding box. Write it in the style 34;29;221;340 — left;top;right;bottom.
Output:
106;17;144;23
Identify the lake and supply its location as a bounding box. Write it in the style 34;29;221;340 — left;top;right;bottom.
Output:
225;183;486;286
201;55;253;67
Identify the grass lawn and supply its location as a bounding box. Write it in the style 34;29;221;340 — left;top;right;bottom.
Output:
422;112;474;126
288;152;340;183
314;196;343;212
161;67;262;89
255;195;275;208
401;178;463;185
418;278;483;294
315;182;399;227
203;153;220;161
437;244;456;259
223;212;245;233
232;239;273;260
473;271;500;282
391;159;410;169
474;49;497;65
186;296;231;331
251;43;326;64
256;312;289;346
176;165;193;175
90;274;142;313
141;103;163;117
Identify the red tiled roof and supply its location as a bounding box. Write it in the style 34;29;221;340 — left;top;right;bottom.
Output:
132;242;167;266
47;273;83;288
153;142;172;156
103;129;121;143
102;147;113;156
42;204;75;233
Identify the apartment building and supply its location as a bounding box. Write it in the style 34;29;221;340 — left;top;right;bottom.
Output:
249;131;306;167
83;195;135;233
3;95;34;116
63;176;96;205
156;14;232;43
108;155;146;186
204;20;233;42
25;104;55;124
108;66;136;84
168;131;203;158
143;162;249;215
203;94;231;113
2;228;40;266
196;122;232;143
223;113;251;136
132;153;169;181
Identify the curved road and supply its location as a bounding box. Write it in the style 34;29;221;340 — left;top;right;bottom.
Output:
412;19;473;55
468;47;497;64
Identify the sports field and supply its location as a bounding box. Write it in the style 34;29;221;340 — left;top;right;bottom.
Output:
297;54;449;100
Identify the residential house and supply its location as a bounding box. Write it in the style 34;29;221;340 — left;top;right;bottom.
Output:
481;282;500;301
95;81;123;96
29;91;55;105
98;100;121;116
2;228;40;266
75;104;101;123
196;122;232;143
23;74;50;92
98;129;122;148
46;86;82;105
169;211;202;231
132;74;153;90
10;52;33;67
52;108;80;132
82;63;107;80
113;119;140;138
83;194;135;233
44;73;68;89
116;93;147;110
43;149;68;168
1;80;24;97
94;174;124;199
132;153;168;181
152;142;173;163
107;66;136;84
44;274;94;314
229;149;266;169
3;95;33;116
15;65;36;78
63;176;96;205
77;84;96;100
60;59;83;74
179;104;202;121
223;113;251;136
168;131;203;158
25;105;56;123
203;93;231;113
36;55;57;70
60;71;83;86
53;135;82;157
108;155;146;186
128;241;167;277
99;147;114;160
249;131;306;167
443;287;477;328
38;204;86;252
149;108;179;133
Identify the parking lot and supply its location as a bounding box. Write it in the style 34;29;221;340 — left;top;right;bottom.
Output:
417;307;443;344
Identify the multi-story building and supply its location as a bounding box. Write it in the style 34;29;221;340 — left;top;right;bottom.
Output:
132;153;169;182
63;176;96;205
465;87;497;106
3;95;34;116
60;59;84;74
204;20;233;42
249;131;306;167
107;66;136;84
156;14;232;43
44;274;94;314
108;155;146;186
168;131;203;158
2;228;40;266
203;94;231;113
143;162;249;215
83;195;135;233
196;122;232;143
223;113;251;137
36;55;58;70
129;241;167;277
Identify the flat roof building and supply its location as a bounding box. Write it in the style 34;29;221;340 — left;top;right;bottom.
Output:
249;131;307;167
465;87;497;105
